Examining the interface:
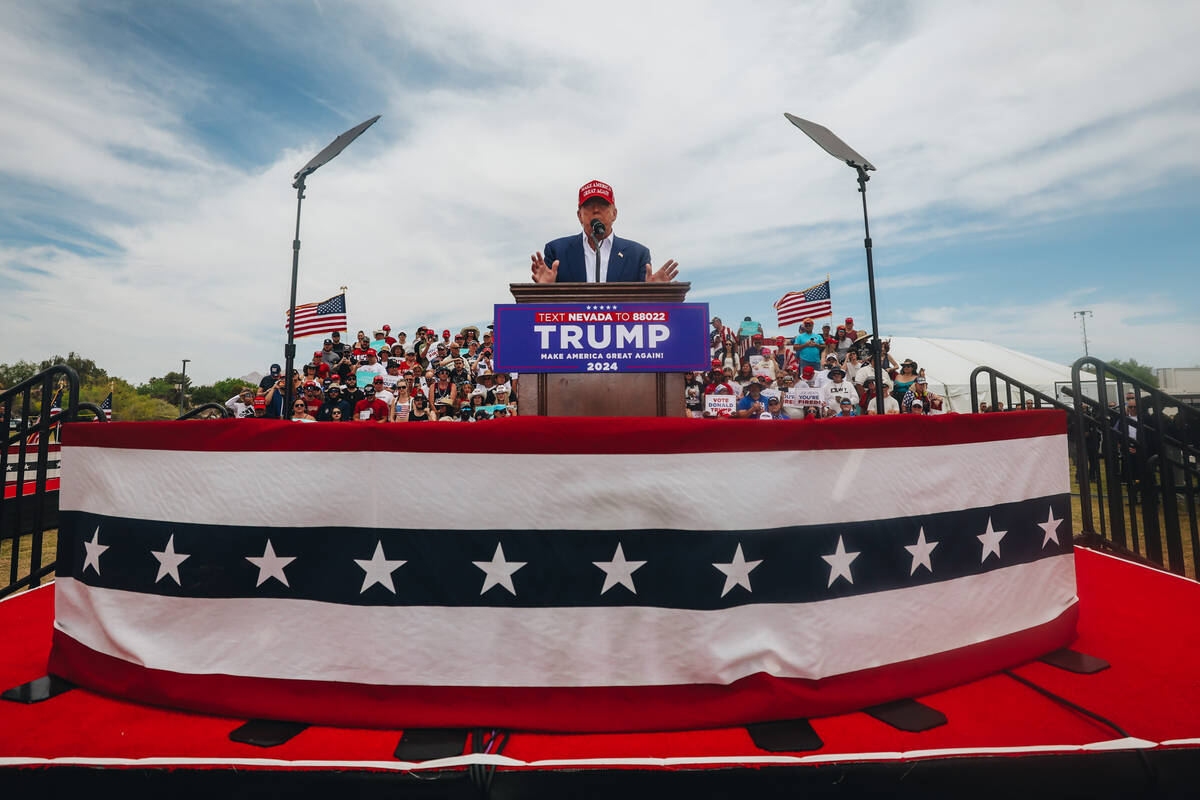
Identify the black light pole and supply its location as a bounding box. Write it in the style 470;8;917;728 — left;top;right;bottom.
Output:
784;113;885;414
284;115;381;415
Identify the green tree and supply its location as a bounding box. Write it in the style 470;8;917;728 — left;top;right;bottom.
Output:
191;377;252;406
1107;358;1158;387
37;353;109;385
0;360;40;389
83;378;176;421
137;372;191;407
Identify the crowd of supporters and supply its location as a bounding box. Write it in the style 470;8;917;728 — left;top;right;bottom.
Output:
225;315;960;422
687;315;946;419
228;326;515;422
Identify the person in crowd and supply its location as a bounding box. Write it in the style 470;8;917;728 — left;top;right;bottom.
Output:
793;319;824;372
495;385;516;413
704;366;737;397
830;325;854;362
736;377;768;418
824;366;856;413
355;349;386;384
261;373;286;419
251;395;268;418
842;317;859;341
529;180;679;283
328;331;348;357
892;359;920;403
428;366;457;407
290;399;316;422
684;372;705;418
835;396;859;417
733;362;755;393
372;375;395;412
860;376;899;415
902;377;937;414
225;387;255;418
765;395;790;419
354;385;389;422
979;402;990;413
316;385;351;421
259;363;282;393
320;339;340;367
801;406;822;420
709;317;724;351
409;392;433;422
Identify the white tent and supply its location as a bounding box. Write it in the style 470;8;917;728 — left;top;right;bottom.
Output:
877;337;1074;413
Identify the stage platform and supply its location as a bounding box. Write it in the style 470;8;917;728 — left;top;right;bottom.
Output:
2;546;1199;797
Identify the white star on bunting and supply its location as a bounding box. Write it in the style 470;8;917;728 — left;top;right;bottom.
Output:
246;539;296;587
593;543;647;595
904;527;938;575
821;536;860;588
712;543;763;597
151;534;190;585
978;517;1007;563
82;526;108;575
1038;507;1064;548
474;543;526;595
354;541;407;594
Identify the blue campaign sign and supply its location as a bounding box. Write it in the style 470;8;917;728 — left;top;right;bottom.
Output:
493;302;710;373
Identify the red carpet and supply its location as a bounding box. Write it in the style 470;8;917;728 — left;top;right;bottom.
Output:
1;547;1198;773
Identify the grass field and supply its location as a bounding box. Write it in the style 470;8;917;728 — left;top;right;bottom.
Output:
1070;473;1197;579
0;529;58;593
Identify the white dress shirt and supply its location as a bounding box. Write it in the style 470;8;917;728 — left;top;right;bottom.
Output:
581;231;614;283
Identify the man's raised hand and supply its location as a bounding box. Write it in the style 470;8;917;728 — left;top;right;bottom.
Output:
530;252;559;284
644;258;679;283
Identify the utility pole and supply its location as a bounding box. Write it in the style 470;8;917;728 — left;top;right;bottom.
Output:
179;358;190;416
1073;310;1093;357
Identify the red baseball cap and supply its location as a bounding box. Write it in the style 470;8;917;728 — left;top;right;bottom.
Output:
845;317;854;325
252;396;266;409
578;180;614;207
313;351;322;358
802;366;815;377
373;376;384;383
382;324;391;331
442;329;451;337
366;348;377;356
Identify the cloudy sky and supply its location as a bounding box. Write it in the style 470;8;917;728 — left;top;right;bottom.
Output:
2;1;1197;383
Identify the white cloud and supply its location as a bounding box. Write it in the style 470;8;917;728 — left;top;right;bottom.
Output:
1;1;1198;383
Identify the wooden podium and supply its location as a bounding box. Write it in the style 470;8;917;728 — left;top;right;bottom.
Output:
508;282;691;417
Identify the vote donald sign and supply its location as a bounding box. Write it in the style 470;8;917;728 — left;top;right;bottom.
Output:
493;303;710;373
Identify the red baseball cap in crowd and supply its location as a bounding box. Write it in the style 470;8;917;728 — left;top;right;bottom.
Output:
382;324;391;331
578;180;614;207
366;348;377;356
253;396;266;409
802;366;815;377
373;376;384;384
312;351;322;359
442;329;450;337
845;317;854;326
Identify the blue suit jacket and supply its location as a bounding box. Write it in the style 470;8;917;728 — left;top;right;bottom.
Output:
544;234;650;283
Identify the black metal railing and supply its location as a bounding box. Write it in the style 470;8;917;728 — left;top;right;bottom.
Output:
1;366;85;599
972;360;1199;578
1;374;235;598
178;403;230;420
1072;358;1199;577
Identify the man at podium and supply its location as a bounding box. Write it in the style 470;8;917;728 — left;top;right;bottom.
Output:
529;180;680;283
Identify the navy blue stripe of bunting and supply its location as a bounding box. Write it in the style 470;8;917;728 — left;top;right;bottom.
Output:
58;495;1071;610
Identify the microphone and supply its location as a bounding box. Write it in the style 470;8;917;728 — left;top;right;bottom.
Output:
590;219;606;241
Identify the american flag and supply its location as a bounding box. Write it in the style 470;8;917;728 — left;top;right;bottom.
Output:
26;389;63;445
775;281;832;327
100;391;113;421
285;293;347;339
